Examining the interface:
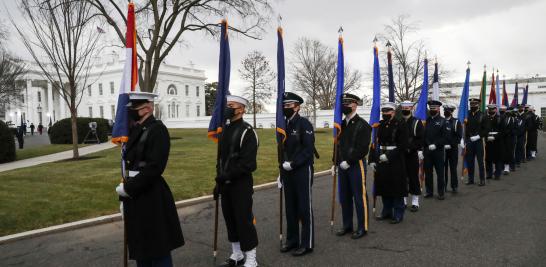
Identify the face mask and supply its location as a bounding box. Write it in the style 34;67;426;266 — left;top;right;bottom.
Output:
401;110;411;116
470;106;478;112
342;106;353;116
128;109;141;121
382;114;392;121
283;108;295;118
223;107;236;120
488;111;496;116
444;111;452;117
429;110;438;116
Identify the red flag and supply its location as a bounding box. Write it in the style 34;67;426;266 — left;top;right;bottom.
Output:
488;72;496;104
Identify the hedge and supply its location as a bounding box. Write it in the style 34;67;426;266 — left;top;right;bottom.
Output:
48;117;110;144
0;120;16;163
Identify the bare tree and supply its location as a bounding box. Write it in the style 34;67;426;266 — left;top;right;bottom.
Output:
377;15;452;103
0;21;26;107
239;50;274;128
12;0;104;159
88;0;272;93
291;37;361;127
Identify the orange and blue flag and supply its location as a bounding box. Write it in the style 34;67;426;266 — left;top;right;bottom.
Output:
112;2;137;145
511;82;518;108
207;20;231;142
276;26;286;145
333;36;344;143
502;79;509;106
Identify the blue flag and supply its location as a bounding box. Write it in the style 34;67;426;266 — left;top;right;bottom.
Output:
276;27;286;145
333;36;344;143
521;84;528;105
370;45;381;150
208;20;231;142
414;59;429;121
458;67;470;122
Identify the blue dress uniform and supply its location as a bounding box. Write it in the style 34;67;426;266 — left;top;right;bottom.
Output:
370;102;410;224
464;99;490;186
334;95;371;237
443;105;463;192
423;100;448;199
280;92;315;256
514;106;527;166
500;108;517;172
485;105;504;180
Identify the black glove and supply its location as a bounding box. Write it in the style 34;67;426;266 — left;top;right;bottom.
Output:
215;173;230;184
213;185;219;200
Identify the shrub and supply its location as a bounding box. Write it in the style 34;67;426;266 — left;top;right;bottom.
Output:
0;120;16;163
49;117;110;144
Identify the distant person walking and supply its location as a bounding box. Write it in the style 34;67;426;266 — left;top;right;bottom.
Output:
30;123;35;135
37;123;43;135
16;126;24;149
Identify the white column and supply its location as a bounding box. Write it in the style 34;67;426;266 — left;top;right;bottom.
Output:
26;79;34;124
59;90;66;119
47;81;53;121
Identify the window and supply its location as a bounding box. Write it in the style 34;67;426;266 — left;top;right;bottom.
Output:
88;85;92;96
99;83;103;95
110;82;115;94
176;105;179;118
168;84;177;95
196;86;200;97
185;105;190;117
111;105;115;120
541;107;546;118
196;105;200;117
88;107;93;117
171;102;176;118
37;91;42;102
99;106;104;118
538;85;546;89
168;104;171;118
185;85;189;96
38;112;42;124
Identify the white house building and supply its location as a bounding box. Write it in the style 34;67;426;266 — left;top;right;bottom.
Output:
2;52;207;128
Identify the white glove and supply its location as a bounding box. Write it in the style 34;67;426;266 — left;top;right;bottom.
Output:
116;183;129;197
282;161;293;171
487;136;495;141
120;202;124;219
340;161;350;170
459;140;465;149
379;154;388;162
470;135;480;142
369;162;376;172
444;144;451;150
418;151;424;160
330;165;336;177
277;175;282;189
428;144;436;151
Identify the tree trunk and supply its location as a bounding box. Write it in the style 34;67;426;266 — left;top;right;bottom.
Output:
70;107;79;159
253;78;257;128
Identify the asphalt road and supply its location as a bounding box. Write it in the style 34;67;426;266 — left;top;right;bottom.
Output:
1;134;545;267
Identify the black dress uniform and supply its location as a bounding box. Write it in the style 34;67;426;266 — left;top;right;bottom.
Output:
403;115;424;198
217;118;259;253
281;112;315;252
121;115;184;261
464;105;490;185
335;113;371;235
525;110;540;159
514;108;527;166
500;109;517;172
423;109;447;198
485;109;504;179
444;114;463;191
370;113;409;222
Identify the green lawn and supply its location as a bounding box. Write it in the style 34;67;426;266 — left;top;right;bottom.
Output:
16;144;90;161
0;128;334;236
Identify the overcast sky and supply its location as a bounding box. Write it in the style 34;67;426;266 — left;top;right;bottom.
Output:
2;0;545;106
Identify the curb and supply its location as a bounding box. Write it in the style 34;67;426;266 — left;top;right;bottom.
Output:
0;170;330;245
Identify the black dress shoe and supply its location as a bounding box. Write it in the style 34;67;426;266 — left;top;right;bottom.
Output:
351;229;366;239
424;194;433;198
336;228;352;236
465;181;475;185
217;257;245;267
375;214;392;221
390;218;402;224
292;247;313;257
478;181;485;186
410;205;419;212
437;195;445;200
280;244;297;253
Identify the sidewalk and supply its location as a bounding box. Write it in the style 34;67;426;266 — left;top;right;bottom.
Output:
0;142;116;173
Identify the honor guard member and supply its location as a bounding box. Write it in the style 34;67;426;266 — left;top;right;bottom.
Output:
423;100;448;200
484;105;504;180
214;95;259;267
116;92;184;267
370;102;409;224
525;105;540;160
279;92;315;257
443;104;463;193
464;98;490;186
514;104;527;167
499;106;516;174
334;93;372;239
400;101;424;211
